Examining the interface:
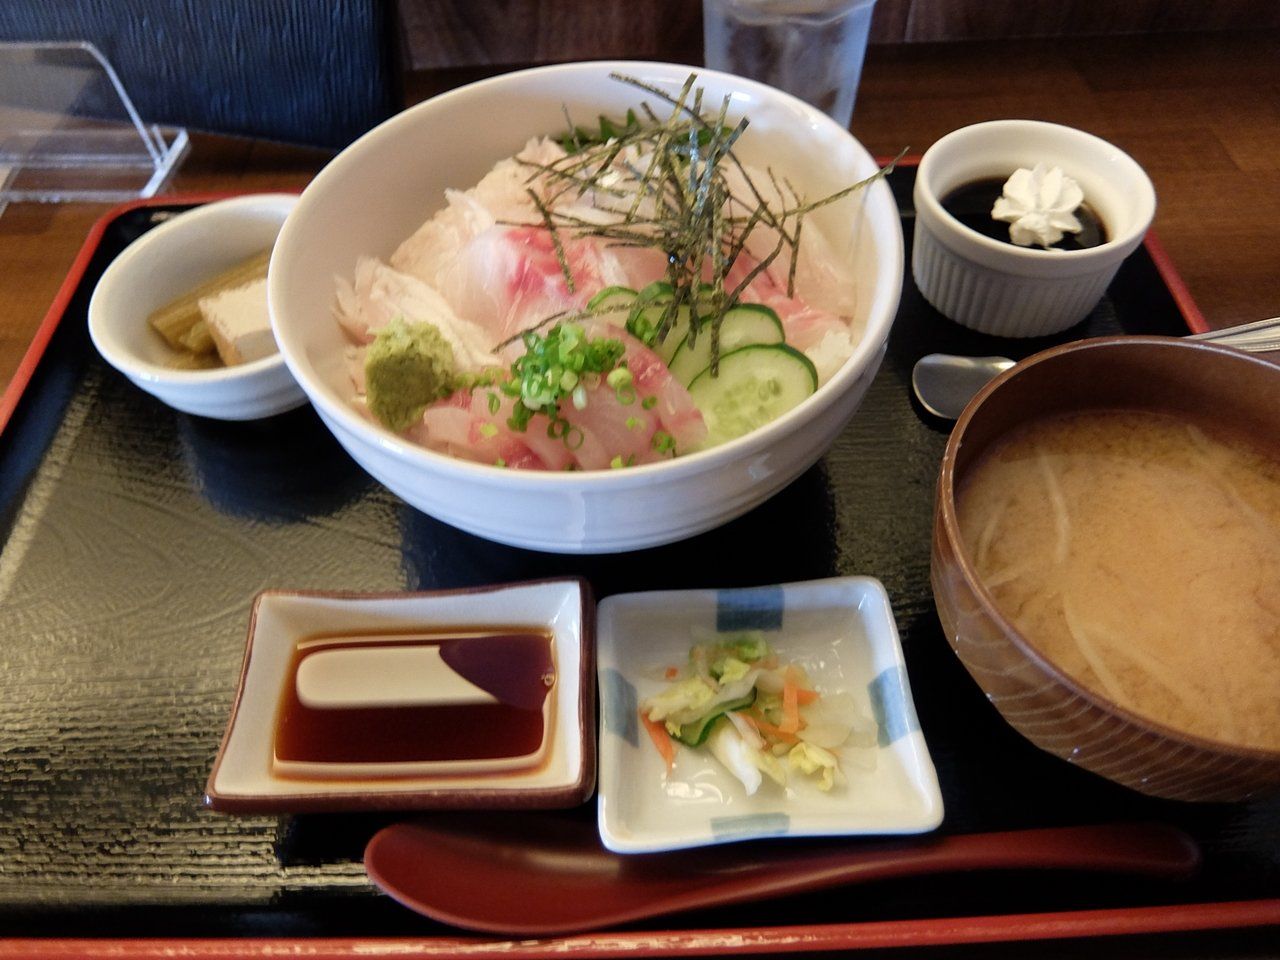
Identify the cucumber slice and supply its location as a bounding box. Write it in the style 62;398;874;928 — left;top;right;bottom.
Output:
637;280;674;301
668;304;785;387
672;690;757;747
587;285;637;316
621;282;672;354
688;344;818;447
653;305;691;363
650;285;720;362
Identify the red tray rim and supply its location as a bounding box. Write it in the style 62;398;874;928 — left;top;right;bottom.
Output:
0;187;1267;952
0;899;1276;957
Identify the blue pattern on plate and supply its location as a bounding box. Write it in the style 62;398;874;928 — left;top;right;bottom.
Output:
710;812;790;840
868;664;920;746
600;667;638;747
716;585;785;631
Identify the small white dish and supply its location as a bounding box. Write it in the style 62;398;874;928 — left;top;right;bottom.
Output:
596;577;943;854
205;579;595;813
88;193;308;420
912;120;1156;337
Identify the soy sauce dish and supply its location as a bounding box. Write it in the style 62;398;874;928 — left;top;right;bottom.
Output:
205;579;595;812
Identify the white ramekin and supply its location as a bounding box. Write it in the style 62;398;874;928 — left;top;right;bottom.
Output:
912;120;1156;338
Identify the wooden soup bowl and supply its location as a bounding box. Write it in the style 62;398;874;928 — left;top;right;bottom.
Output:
931;335;1280;802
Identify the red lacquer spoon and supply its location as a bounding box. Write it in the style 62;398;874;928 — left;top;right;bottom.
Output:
364;814;1199;935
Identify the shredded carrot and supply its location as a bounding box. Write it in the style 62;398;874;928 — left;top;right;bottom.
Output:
639;709;676;773
780;664;802;733
796;687;820;706
744;712;801;745
663;665;679;680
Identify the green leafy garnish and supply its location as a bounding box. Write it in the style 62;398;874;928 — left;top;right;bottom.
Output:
558;108;643;154
502;322;626;443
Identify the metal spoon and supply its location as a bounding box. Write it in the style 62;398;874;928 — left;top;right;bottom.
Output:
912;316;1280;421
364;815;1199;935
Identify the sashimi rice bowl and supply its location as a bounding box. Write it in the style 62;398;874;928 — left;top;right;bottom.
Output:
269;62;903;552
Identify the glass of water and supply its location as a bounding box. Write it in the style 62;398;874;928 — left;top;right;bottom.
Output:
702;0;878;129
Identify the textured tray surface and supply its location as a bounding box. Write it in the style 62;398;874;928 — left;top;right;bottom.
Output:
0;170;1275;937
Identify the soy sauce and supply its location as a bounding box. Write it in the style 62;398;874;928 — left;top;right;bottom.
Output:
274;629;555;766
940;177;1107;251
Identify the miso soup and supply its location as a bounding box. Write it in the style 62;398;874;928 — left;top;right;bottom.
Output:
957;409;1280;751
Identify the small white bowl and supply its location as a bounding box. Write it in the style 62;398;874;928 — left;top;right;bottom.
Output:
912;120;1156;337
596;577;943;853
88;194;308;420
205;579;595;813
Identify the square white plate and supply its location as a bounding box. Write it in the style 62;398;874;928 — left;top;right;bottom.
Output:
206;579;594;813
597;577;943;853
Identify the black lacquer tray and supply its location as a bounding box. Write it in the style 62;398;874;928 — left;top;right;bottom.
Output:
0;167;1276;950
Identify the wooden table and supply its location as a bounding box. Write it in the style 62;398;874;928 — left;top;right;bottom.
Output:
0;138;331;399
2;29;1277;398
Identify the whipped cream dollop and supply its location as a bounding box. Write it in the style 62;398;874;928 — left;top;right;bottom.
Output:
991;163;1085;249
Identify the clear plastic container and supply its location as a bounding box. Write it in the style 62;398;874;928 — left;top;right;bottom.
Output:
0;41;187;214
702;0;877;128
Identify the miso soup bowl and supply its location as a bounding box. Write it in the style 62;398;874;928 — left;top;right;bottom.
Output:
268;61;903;554
931;336;1280;802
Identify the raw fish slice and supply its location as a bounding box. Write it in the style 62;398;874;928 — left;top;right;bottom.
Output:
335;257;501;370
392;137;569;286
566;387;661;467
466;390;577;472
411;336;705;471
583;323;706;458
597;242;669;292
519;420;579;472
547;194;670;291
437;226;617;345
416;390;552;470
565;423;612;472
412;389;473;448
721;161;859;318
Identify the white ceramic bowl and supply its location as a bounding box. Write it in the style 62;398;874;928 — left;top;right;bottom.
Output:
89;194;308;420
269;61;904;554
912;120;1156;337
